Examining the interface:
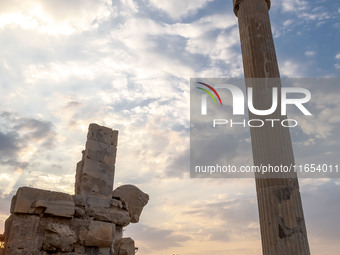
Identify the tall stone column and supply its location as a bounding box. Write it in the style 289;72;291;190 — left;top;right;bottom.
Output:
232;0;311;254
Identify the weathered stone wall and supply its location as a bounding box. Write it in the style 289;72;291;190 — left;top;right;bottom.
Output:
1;124;149;255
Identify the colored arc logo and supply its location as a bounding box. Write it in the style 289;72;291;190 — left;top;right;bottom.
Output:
196;82;223;106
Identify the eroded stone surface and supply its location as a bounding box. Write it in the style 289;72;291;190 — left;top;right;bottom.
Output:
4;214;42;252
114;238;135;255
76;124;118;199
87;207;131;226
87;124;118;146
11;187;75;218
112;185;149;223
42;223;76;252
85;221;115;247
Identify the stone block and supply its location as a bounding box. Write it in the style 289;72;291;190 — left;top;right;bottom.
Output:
114;238;135;255
78;174;113;198
84;140;117;166
42;223;76;252
111;226;123;254
87;207;130;226
78;158;115;197
4;215;41;252
11;187;75;218
85;221;115;247
3;215;13;244
87;124;118;147
86;196;111;208
83;158;114;181
9;195;17;214
34;200;75;218
112;185;149;223
71;219;92;246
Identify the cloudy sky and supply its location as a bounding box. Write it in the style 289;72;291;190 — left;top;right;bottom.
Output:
0;0;339;254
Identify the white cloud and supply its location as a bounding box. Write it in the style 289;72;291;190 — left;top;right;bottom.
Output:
281;0;308;13
280;60;304;77
335;54;340;60
305;51;315;57
0;0;115;35
148;0;214;20
283;19;294;26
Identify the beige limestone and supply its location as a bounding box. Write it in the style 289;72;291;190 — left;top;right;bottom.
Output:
76;124;118;199
85;221;115;247
113;238;135;255
87;207;131;227
112;185;149;223
11;187;75;218
87;124;118;147
42;223;76;252
4;215;42;253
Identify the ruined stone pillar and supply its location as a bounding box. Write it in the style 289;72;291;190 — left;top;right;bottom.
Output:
2;124;148;254
232;0;311;254
75;123;118;200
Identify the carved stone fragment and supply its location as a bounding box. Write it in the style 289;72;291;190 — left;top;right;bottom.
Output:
112;185;149;223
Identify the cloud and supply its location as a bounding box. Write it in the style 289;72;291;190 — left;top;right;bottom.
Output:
123;178;260;255
270;1;334;39
0;112;55;148
305;51;315;57
0;0;115;35
183;197;260;239
280;60;304;77
0;111;56;195
283;19;294;27
275;0;308;13
301;180;340;245
335;54;340;69
0;195;12;233
0;130;19;158
126;224;191;250
148;0;214;20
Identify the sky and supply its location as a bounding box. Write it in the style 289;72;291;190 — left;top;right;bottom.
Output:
0;0;339;254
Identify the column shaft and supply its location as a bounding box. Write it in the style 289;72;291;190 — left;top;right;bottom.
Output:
233;0;311;254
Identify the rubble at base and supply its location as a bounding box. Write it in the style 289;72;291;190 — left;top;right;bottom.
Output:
0;124;149;255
